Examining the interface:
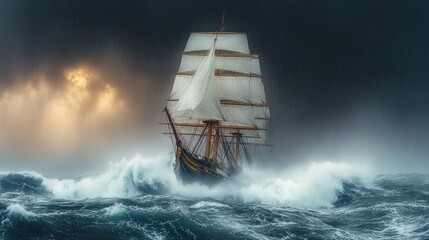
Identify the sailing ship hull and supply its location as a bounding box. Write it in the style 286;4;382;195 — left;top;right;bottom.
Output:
174;143;224;186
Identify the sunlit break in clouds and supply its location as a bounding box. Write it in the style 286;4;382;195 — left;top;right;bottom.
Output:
0;66;129;155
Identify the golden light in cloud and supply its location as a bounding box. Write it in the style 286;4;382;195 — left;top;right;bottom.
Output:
0;66;129;153
64;67;99;107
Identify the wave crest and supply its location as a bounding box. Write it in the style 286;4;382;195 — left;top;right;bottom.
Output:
6;204;36;218
235;161;366;208
42;155;175;199
0;155;368;209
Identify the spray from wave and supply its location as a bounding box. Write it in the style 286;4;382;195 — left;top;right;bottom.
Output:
1;154;369;209
42;155;176;199
233;161;370;208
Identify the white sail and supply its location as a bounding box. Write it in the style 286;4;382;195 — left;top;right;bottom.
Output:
169;75;189;100
172;41;223;121
217;76;266;104
168;31;270;143
179;54;261;75
184;33;249;54
170;75;266;105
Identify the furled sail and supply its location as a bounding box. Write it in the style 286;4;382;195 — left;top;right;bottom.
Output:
167;32;270;144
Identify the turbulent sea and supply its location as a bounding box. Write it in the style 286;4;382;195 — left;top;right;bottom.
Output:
0;156;428;240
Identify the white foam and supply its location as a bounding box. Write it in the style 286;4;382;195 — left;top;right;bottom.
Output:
104;203;128;216
382;206;428;238
34;154;369;209
235;161;369;208
190;201;230;209
6;204;36;217
42;154;176;199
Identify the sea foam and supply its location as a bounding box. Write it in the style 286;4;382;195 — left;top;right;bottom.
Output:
41;154;176;199
6;204;36;218
3;154;369;209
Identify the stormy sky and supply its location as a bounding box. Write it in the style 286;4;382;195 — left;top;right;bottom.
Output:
1;0;428;176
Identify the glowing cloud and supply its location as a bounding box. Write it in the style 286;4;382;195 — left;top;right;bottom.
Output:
0;66;129;153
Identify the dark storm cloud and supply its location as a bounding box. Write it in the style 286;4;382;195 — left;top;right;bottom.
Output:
1;0;428;174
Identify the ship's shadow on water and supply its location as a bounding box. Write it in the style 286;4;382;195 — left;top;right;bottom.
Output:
0;158;428;239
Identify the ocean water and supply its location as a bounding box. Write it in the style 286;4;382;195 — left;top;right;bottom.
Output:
0;156;428;240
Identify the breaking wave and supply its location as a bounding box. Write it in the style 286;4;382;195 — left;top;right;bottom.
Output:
0;154;368;209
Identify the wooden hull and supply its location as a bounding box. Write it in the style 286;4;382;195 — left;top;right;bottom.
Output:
174;143;225;186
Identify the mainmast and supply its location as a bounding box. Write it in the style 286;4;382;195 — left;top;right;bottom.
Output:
204;12;225;162
201;12;227;163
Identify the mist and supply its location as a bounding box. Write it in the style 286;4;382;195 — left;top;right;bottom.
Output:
1;0;428;176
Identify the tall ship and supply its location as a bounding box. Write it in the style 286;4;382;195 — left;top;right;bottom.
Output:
163;16;270;185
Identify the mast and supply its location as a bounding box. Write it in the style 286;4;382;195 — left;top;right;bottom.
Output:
204;121;214;159
212;129;220;161
220;12;225;32
201;34;219;162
